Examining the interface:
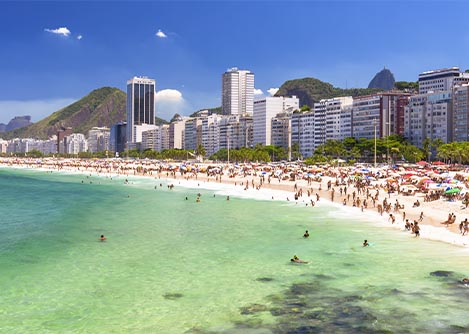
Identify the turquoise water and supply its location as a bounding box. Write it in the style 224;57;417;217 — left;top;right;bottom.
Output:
1;168;469;333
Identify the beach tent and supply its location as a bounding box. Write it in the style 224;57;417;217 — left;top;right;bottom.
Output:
445;188;461;194
416;161;428;166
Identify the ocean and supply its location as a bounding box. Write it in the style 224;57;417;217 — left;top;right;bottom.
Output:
1;167;469;333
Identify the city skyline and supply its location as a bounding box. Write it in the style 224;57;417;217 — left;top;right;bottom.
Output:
1;1;469;124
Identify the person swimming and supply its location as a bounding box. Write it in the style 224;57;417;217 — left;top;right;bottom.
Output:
291;255;308;263
363;240;369;247
303;230;309;238
100;235;106;241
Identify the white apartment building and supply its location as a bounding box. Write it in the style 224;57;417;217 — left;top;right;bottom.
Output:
65;133;88;154
271;112;291;156
404;91;452;148
169;117;187;149
201;114;222;157
222;68;254;116
313;96;353;147
352;92;410;140
253;96;299;146
0;139;7;153
184;118;202;151
418;67;469;94
131;124;158;149
87;127;110;153
453;84;469;142
141;125;170;151
291;111;315;158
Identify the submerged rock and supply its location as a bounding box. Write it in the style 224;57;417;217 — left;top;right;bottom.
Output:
256;277;274;282
240;303;268;315
163;292;183;300
430;270;454;277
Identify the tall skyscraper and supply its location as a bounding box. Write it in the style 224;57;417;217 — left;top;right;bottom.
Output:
126;76;156;146
222;68;254;116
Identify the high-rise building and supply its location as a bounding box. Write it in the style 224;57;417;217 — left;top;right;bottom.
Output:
110;122;127;154
222;68;254;116
126;76;156;146
313;97;353;148
453;84;469;142
253;96;299;146
87;127;110;153
404;91;452;148
418;67;469;94
291;111;315;158
351;92;410;140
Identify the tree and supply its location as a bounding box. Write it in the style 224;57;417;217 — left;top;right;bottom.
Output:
422;137;431;161
196;144;206;158
27;149;43;158
291;142;301;160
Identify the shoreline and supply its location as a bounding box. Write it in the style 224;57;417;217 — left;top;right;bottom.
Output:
1;157;469;248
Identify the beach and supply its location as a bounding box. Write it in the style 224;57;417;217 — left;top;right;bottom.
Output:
2;157;469;247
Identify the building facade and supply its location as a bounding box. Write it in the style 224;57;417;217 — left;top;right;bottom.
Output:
404;91;452;148
253;96;299;146
418;67;469;94
87;127;110;153
453;84;469;142
126;76;156;145
222;68;254;116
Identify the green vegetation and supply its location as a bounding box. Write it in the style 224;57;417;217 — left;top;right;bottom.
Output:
395;81;419;91
5;137;469;165
155;116;169;125
275;77;381;107
303;135;424;165
3;87;126;140
437;142;469;164
209;144;283;162
189;106;222;118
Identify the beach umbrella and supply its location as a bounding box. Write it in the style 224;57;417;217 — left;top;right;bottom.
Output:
445;188;461;194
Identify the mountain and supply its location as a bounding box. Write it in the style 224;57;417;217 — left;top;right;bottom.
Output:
0;116;33;133
275;77;381;107
368;68;395;90
3;87;126;140
189;106;222;118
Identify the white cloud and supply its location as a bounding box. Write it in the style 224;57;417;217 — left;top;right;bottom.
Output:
0;98;77;125
267;88;279;96
155;29;167;38
44;27;71;37
155;89;190;121
254;88;263;95
77;35;83;40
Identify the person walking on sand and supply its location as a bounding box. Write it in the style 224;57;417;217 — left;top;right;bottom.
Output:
463;219;469;236
419;211;424;222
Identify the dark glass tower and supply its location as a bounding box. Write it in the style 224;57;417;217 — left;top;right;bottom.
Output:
126;77;156;146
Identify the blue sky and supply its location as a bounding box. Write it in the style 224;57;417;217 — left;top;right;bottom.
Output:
1;1;468;124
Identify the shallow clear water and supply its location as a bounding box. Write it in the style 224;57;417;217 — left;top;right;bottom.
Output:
1;168;469;333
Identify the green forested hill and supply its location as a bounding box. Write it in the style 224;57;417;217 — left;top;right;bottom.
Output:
4;87;127;139
275;77;382;107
